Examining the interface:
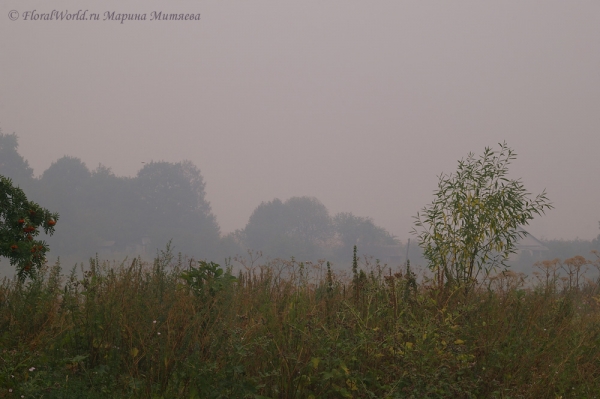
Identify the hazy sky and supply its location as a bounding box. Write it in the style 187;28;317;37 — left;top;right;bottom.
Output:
1;1;599;241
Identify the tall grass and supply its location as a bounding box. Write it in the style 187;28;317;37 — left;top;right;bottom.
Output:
1;250;600;398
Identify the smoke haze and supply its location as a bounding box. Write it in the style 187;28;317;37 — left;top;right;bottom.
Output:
1;1;599;241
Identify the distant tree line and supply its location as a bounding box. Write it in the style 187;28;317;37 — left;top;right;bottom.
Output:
4;131;596;272
226;196;402;263
1;132;404;266
1;132;222;260
540;233;600;262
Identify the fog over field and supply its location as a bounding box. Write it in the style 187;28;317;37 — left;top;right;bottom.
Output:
1;1;599;242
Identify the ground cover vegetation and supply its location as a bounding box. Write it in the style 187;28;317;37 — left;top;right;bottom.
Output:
1;250;600;398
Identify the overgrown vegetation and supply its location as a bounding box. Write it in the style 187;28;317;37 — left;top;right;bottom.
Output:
3;138;598;397
413;143;552;292
1;249;600;398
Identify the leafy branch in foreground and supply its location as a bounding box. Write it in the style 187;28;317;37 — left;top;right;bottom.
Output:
413;142;552;291
0;175;59;278
180;260;237;297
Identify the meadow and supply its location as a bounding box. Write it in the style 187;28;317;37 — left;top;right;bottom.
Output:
1;248;600;398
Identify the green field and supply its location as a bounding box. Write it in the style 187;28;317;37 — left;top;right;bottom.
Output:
1;249;600;398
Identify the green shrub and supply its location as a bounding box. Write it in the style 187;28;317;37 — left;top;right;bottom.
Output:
0;175;59;278
413;143;552;292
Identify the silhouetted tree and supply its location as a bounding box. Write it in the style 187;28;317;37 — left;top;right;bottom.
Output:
334;212;398;248
134;160;220;258
40;156;91;202
284;196;332;247
85;165;139;250
38;156;95;255
243;196;333;260
1;132;225;261
332;212;399;261
0;131;34;192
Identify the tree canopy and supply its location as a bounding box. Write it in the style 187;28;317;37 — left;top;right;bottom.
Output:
413;142;553;291
0;175;58;278
134;161;220;257
10;152;221;259
242;197;401;262
1;131;402;264
243;196;332;260
0;131;34;191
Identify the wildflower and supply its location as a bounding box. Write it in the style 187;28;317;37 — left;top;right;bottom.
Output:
157;332;161;335
153;320;157;324
29;367;35;372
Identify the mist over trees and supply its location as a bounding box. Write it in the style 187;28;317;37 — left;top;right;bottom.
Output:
0;133;221;261
0;132;404;267
540;235;600;263
0;131;35;192
241;197;332;260
333;212;399;261
233;196;403;263
36;158;221;260
4;131;596;272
